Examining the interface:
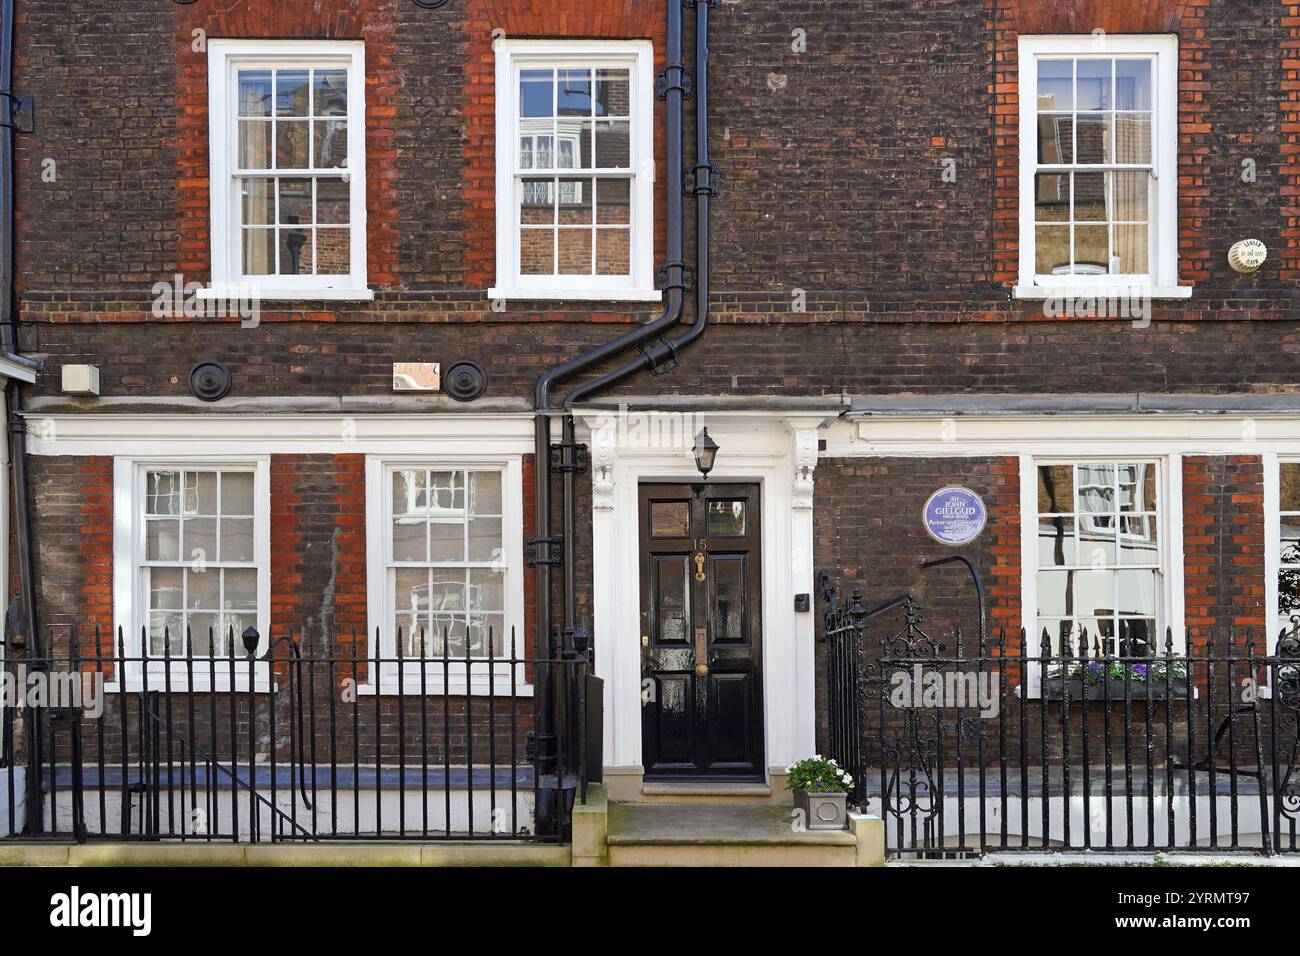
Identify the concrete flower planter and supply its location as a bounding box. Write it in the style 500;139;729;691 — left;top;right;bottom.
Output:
793;790;848;830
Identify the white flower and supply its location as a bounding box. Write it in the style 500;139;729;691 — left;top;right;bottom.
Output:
829;759;838;766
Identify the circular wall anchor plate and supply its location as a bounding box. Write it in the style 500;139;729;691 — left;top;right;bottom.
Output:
189;362;232;402
443;360;487;402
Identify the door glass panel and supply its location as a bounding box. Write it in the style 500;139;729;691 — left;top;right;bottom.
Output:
654;555;689;644
710;556;745;644
650;501;690;538
706;499;746;536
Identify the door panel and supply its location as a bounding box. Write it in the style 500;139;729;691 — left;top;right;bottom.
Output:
640;482;764;779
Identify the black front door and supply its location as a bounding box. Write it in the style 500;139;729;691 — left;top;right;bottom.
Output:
639;482;764;779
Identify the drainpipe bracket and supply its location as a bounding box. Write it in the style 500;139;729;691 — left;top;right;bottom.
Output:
549;441;589;474
526;537;563;568
655;65;694;101
0;92;33;134
655;261;695;293
684;164;722;198
639;338;680;376
683;0;719;7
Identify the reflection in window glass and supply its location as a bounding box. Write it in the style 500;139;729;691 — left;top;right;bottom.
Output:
1035;461;1161;655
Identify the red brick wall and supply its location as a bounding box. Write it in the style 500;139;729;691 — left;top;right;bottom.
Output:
1182;455;1267;647
992;0;1209;286
1286;1;1300;281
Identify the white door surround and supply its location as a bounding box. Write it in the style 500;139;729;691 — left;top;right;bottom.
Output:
578;411;830;785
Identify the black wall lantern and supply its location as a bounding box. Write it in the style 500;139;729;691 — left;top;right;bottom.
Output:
693;428;719;480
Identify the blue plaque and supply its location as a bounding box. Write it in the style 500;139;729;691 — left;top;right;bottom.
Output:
923;486;987;546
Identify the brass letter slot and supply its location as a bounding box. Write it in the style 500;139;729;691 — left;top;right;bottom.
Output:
695;627;708;675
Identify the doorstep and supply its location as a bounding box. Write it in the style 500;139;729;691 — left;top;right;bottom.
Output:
639;780;775;804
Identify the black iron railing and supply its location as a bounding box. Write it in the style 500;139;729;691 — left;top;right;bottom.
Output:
820;574;1300;858
1;625;593;844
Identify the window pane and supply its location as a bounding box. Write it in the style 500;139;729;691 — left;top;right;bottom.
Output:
429;471;464;512
1113;171;1148;221
149;568;183;610
1119;516;1158;565
148;471;181;515
1073;569;1115;619
146;519;180;562
221;518;254;563
596;179;631;224
149;611;183;657
1078;521;1117;566
238;121;273;169
557;68;592;116
430;520;465;562
468;471;502;516
1115;60;1151;110
280;226;313;275
1115;113;1151;163
224;568;258;611
222;473;255;515
519;70;554;118
238;70;272;117
316;179;350;224
707;500;746;536
595;121;630;168
1281;464;1300;511
596;229;630;275
316;228;350;274
1074;113;1111;164
1034;173;1068;221
184;470;218;515
241;178;274;226
468;517;502;562
1280;568;1300;621
1037;59;1073;110
1073;223;1108;273
521;177;555;223
277;120;310;169
1034;225;1069;275
1037;113;1072;164
557;228;593;275
1113;224;1148;274
313;69;348;116
187;568;220;610
185;517;218;564
243;228;276;275
279;179;312;226
315;120;347;168
520;228;554;275
1037;569;1071;617
650;501;690;537
1118;570;1157;617
469;568;505;612
276;70;310;116
1037;465;1074;513
595;69;630;116
1037;516;1077;567
557;178;592;224
1076;59;1111;110
1073;172;1107;221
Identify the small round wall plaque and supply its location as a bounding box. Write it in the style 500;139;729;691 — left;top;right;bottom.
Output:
922;486;987;546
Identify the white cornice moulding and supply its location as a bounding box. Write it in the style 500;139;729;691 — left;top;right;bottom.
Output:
852;414;1300;456
23;413;536;456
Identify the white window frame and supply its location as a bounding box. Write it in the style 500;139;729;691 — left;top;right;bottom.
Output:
363;455;529;696
1016;34;1185;299
1265;455;1300;654
205;39;370;302
111;457;272;692
490;38;659;302
1021;454;1182;696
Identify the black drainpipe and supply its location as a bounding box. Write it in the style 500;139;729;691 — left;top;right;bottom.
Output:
1;0;43;832
529;0;707;828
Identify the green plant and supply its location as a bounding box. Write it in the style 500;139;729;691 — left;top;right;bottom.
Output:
1046;658;1188;685
786;754;853;793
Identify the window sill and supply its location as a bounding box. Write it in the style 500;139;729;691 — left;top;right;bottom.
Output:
488;287;663;303
106;678;274;695
1013;285;1193;302
357;681;535;698
198;286;375;303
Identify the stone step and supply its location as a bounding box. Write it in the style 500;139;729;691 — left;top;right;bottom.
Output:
639;781;775;804
606;801;860;867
